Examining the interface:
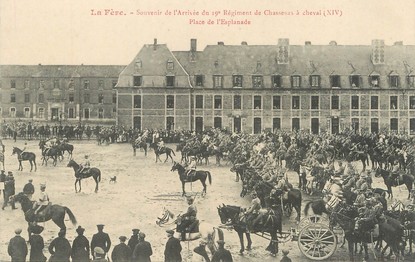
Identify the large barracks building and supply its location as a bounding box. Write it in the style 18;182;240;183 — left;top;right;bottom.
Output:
2;38;415;134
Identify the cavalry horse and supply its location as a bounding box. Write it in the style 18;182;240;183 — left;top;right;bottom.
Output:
38;140;61;166
150;143;176;163
217;204;282;256
156;207;224;261
374;167;414;199
57;142;74;159
67;160;101;193
12;192;77;238
132;140;148;156
12;147;37;172
170;162;212;196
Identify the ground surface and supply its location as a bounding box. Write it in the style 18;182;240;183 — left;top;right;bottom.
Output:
0;139;414;261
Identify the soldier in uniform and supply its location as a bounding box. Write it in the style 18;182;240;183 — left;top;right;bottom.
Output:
23;179;35;200
180;196;198;241
185;156;197;181
211;240;233;262
78;155;91;175
128;229;140;251
71;226;90;262
355;173;369;194
245;191;262;232
91;224;111;259
391;160;402;182
111;236;132;262
33;183;49;215
354;188;367;208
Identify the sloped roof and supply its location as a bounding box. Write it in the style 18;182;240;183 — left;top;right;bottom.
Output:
0;65;124;78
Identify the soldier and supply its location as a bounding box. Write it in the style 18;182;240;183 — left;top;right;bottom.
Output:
111;236;132;262
158;138;165;151
180;196;198;241
245;191;262;232
354;189;367;208
185;156;197;181
343;172;358;191
211;240;233;262
33;184;49;215
132;232;153;262
71;226;90;262
78;155;91;175
164;229;182;262
391;160;402;182
128;229;140;251
91;224;111;259
23;179;35;200
336;161;345;177
48;230;71;262
355;173;369;194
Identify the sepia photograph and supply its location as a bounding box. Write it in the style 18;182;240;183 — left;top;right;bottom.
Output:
1;0;415;261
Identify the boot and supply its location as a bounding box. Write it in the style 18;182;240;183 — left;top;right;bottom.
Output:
181;232;186;241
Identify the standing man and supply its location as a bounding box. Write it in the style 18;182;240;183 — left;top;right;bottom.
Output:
0;170;6;201
23;179;35;200
132;232;153;262
111;236;132;262
48;230;71;262
29;225;46;262
2;172;16;210
71;226;90;262
128;229;140;251
164;229;182;262
8;228;28;262
211;240;233;262
91;224;111;259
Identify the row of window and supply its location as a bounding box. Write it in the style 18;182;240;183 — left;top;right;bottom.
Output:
132;74;415;88
1;107;116;119
8;93;117;104
7;79;118;90
131;94;415;110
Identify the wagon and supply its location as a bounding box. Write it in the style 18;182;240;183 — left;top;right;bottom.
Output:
277;215;344;261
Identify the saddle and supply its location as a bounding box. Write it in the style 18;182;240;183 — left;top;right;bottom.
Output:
176;216;199;233
27;203;52;221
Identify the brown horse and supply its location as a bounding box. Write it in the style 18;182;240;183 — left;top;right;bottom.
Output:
170;162;212;196
374;167;414;199
67;160;101;193
150;143;176;163
12;147;37;172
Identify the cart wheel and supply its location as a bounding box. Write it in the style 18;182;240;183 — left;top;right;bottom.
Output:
298;215;329;230
298;223;337;260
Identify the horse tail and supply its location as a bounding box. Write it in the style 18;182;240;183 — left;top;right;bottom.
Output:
64;207;77;225
207;171;212;185
304;201;313;216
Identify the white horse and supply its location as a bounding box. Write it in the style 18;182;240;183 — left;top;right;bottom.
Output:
156;208;224;260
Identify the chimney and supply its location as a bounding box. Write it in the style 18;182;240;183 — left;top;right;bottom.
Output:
329;41;337;46
394;41;403;46
277;38;289;64
153;38;157;50
241;41;248;45
190;39;197;52
217;42;224;46
372;39;385;64
305;41;312;46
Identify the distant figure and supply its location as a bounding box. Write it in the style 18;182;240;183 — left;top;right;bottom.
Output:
128;229;140;251
29;225;46;262
71;226;90;262
132;232;153;262
48;230;71;262
91;224;111;259
164;229;182;262
211;240;233;262
8;228;28;262
111;236;132;262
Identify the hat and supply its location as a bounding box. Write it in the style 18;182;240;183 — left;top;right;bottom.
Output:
76;226;85;234
85;154;89;158
28;179;33;182
166;229;174;235
40;183;46;188
15;228;22;235
217;240;225;245
132;228;140;233
119;236;127;242
187;196;195;202
97;224;104;228
139;232;146;239
30;225;44;235
8;171;13;175
94;247;105;255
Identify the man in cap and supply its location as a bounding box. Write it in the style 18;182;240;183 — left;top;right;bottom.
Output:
245;191;262;232
128;229;140;251
211;240;233;262
23;179;35;200
91;224;111;259
33;183;49;215
29;225;46;262
164;229;182;262
48;229;71;262
185;156;197;181
355;172;369;194
180;196;198;241
71;226;90;262
92;247;108;262
78;155;91;175
390;159;402;182
2;172;16;210
111;236;132;262
132;232;153;262
8;228;28;262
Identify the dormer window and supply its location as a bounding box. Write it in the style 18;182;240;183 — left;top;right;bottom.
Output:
69;80;75;90
350;75;361;88
272;75;281;88
133;76;142;87
195;75;204;87
408;75;415;88
310;75;320;88
369;73;380;87
252;76;263;88
167;60;174;70
233;75;243;88
389;74;399;88
330;75;341;88
291;75;301;88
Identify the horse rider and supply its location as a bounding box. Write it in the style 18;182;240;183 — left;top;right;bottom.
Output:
343;161;355;180
343;171;358;191
354;188;367;208
335;161;345;177
78;155;91;175
390;160;402;182
355;172;370;194
185;156;197;181
33;183;49;215
180;196;198;241
158;138;165;151
245;191;262;232
354;197;382;237
274;168;290;199
325;176;343;211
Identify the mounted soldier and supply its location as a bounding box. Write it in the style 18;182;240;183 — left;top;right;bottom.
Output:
324;176;343;211
390;159;402;183
33;184;49;216
354;197;382;238
185;156;197;181
77;155;91;175
245;191;262;232
354;172;370;194
158;138;165;151
178;196;198;241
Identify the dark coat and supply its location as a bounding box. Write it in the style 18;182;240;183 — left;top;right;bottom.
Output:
23;183;35;195
164;237;182;262
48;236;71;262
211;247;233;262
132;240;153;262
128;235;139;251
29;234;46;262
71;235;90;262
8;235;28;262
111;242;132;262
91;232;111;255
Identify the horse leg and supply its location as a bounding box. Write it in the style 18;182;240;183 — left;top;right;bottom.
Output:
201;179;207;195
182;182;186;196
237;231;245;254
407;183;412;199
34;158;37;172
75;180;78;193
348;239;355;262
363;243;369;261
95;176;99;193
246;233;252;251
